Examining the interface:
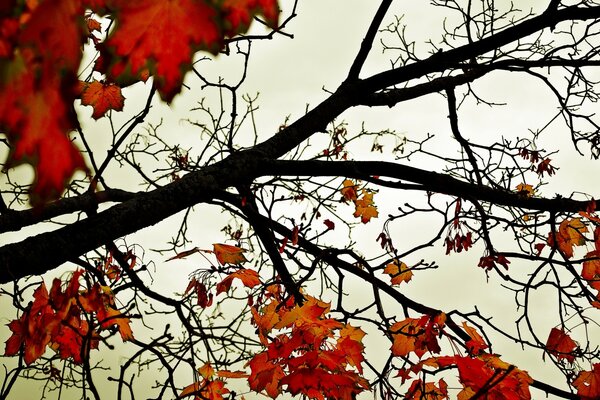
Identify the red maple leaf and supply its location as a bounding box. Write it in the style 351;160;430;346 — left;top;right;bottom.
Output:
545;328;577;363
79;80;125;119
216;268;261;295
221;0;279;35
100;0;222;102
573;363;600;400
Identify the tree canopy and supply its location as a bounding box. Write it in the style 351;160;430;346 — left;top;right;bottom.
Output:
1;0;600;399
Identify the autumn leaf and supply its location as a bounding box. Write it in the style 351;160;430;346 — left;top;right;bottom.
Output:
99;0;222;101
184;277;213;308
341;179;358;201
0;66;87;204
573;363;600;400
548;218;588;258
390;315;444;358
384;260;413;285
516;183;534;197
404;379;448;400
213;243;248;265
216;370;249;379
221;0;279;35
79;80;125;119
99;306;134;341
462;322;488;355
353;191;378;223
545;328;577;363
582;251;600;292
247;352;285;398
216;268;261;295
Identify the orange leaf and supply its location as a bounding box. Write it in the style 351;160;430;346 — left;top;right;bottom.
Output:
216;268;260;295
545;328;577;363
516;183;534;197
80;80;125;119
384;260;413;285
353;191;378;223
462;322;488;355
216;370;248;379
341;179;358;201
213;243;248;265
548;218;588;259
199;362;215;380
247;352;285;398
573;363;600;399
99;307;134;341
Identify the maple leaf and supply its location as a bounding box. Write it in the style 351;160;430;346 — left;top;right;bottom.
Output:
216;268;261;295
547;218;588;258
340;179;358;202
99;306;134;341
100;0;221;102
436;354;533;400
184;277;213;308
213;243;248;265
573;363;600;400
545;327;577;363
462;322;488;355
221;0;279;35
515;183;534;197
390;315;445;358
216;370;248;379
0;65;87;204
79;80;125;119
353;191;378;223
404;379;448;400
247;352;285;398
384;260;413;285
582;251;600;292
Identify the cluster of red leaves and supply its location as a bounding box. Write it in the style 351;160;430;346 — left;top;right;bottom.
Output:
248;287;369;400
341;179;378;223
396;319;531;400
444;199;473;255
518;148;555;177
390;313;446;359
4;270;133;365
0;0;279;204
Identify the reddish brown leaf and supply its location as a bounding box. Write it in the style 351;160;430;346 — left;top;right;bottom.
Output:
80;80;125;119
573;363;600;400
216;268;260;295
545;328;577;363
221;0;279;35
213;243;248;265
383;260;413;285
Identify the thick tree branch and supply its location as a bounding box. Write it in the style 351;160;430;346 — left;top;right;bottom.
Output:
0;189;137;234
0;157;591;284
346;0;393;81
